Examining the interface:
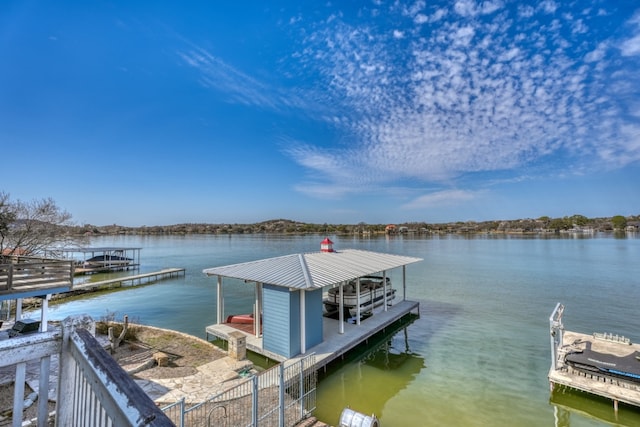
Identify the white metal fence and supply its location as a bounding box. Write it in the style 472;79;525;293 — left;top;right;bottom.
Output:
0;315;173;427
162;354;317;427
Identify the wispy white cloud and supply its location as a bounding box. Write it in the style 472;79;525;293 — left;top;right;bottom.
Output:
177;45;320;115
401;189;480;210
178;47;278;109
285;1;640;202
620;12;640;56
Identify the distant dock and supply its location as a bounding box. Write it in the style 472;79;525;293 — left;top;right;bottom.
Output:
69;268;185;293
549;303;640;412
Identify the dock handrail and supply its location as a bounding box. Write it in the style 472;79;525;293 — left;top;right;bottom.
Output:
549;302;565;371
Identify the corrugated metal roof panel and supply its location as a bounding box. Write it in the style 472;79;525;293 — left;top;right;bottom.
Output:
203;249;422;290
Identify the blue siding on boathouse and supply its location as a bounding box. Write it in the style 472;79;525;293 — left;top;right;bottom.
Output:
305;288;323;349
263;284;300;357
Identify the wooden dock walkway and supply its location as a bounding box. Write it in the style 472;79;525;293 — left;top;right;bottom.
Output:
70;268;186;292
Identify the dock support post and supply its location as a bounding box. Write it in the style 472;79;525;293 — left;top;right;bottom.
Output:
549;303;564;372
216;276;223;324
614;399;619;412
38;294;51;332
402;266;406;301
16;298;22;321
383;271;388;312
339;282;344;334
255;282;262;338
356;278;361;326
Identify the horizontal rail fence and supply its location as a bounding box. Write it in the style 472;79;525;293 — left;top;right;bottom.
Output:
0;260;73;294
165;354;317;427
0;315;173;427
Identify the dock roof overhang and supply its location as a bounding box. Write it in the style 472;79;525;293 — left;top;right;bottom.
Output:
203;249;423;290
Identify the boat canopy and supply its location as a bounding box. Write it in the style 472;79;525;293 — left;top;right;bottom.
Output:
203;249;422;290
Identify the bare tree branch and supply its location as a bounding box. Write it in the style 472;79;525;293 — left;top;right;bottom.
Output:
0;193;75;255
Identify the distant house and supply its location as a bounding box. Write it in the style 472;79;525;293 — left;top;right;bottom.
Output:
1;247;29;256
626;222;640;232
385;224;397;234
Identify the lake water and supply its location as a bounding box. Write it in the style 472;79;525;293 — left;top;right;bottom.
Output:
40;233;640;426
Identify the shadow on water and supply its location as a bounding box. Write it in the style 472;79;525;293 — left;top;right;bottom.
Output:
550;388;640;427
315;299;462;425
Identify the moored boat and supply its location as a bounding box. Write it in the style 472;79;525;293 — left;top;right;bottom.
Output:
564;341;640;384
83;254;132;269
324;275;395;317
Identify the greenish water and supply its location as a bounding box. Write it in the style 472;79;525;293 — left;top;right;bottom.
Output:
41;233;640;426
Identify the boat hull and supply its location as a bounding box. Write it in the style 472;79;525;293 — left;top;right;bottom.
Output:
83;254;132;269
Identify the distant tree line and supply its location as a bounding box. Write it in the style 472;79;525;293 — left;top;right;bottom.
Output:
72;214;638;236
1;192;638;258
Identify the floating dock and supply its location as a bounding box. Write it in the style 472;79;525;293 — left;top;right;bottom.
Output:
549;303;640;412
206;299;419;366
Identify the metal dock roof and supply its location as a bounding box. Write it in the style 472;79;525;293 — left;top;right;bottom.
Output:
203;249;423;290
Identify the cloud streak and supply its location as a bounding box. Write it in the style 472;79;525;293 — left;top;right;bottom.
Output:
286;1;640;201
401;189;479;210
177;46;318;115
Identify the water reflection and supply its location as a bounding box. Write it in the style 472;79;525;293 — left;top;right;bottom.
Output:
550;388;640;426
316;315;425;424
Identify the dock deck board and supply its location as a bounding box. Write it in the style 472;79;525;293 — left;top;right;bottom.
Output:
549;330;640;408
206;299;419;366
71;268;185;292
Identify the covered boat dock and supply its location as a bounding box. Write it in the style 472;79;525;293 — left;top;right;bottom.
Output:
203;239;422;364
53;247;141;274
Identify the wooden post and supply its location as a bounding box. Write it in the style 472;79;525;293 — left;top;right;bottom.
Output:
13;362;26;427
39;295;50;332
38;356;51;425
55;315;95;427
15;298;22;321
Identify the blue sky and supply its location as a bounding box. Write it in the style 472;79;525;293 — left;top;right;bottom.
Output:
2;1;639;226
